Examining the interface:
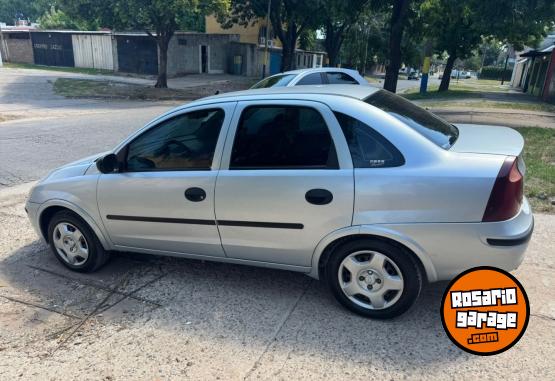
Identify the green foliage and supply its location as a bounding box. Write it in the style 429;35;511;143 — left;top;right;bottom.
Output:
479;66;512;80
38;6;92;29
0;0;53;24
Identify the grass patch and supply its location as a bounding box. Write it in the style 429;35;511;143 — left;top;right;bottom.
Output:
53;78;252;100
5;62;115;76
415;100;555;113
0;114;21;123
404;78;510;100
514;127;555;213
53;78;195;100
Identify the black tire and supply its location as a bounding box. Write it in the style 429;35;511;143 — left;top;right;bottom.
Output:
325;239;422;319
47;210;110;272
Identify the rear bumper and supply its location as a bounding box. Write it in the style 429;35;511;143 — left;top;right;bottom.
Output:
383;198;534;281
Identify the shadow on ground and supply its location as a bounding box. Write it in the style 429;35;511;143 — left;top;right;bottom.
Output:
0;239;466;373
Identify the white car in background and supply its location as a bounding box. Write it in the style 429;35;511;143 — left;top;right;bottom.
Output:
251;68;368;88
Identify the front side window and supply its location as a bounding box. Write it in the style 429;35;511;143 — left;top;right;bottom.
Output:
334;112;404;168
296;73;324;85
365;90;459;149
251;74;296;89
327;72;358;84
126;109;224;171
230;106;337;169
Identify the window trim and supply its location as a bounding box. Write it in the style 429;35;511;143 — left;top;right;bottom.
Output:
228;105;340;171
120;107;226;173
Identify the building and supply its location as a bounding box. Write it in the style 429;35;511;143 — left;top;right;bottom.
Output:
205;14;281;48
0;25;326;79
510;33;555;103
206;15;325;76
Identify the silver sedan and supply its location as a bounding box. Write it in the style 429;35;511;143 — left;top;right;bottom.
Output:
25;85;533;318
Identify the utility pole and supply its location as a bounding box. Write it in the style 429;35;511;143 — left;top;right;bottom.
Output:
262;0;272;78
0;23;4;67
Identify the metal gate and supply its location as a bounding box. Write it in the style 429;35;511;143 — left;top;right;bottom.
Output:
270;51;282;75
116;36;158;75
72;34;114;70
31;32;74;67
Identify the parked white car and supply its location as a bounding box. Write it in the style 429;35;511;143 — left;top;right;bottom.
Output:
25;86;533;319
251;68;368;88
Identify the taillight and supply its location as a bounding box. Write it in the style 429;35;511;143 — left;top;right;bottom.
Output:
482;157;523;222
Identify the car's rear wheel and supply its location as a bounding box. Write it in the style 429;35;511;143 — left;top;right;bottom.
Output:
47;210;110;272
326;239;422;319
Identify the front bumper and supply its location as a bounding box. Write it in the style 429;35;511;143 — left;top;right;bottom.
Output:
386;198;534;281
25;200;44;240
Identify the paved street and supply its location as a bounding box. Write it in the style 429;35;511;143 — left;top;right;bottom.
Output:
0;183;553;380
0;68;553;380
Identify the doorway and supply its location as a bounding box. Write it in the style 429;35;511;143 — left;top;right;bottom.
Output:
200;45;208;73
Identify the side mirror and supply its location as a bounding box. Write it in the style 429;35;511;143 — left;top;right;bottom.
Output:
96;153;119;174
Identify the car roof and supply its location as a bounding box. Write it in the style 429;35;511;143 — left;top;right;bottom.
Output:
200;84;380;104
281;67;358;75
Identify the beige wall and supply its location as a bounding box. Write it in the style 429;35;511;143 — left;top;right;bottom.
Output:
205;15;281;47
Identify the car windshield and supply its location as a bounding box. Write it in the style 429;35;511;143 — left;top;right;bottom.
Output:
365;90;459;149
251;74;296;89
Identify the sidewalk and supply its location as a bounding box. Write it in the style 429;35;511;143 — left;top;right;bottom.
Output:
429;107;555;128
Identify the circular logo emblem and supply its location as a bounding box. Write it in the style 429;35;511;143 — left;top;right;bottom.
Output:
441;267;529;356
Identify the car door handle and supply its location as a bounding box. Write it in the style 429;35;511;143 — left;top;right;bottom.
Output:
185;187;206;202
305;189;333;205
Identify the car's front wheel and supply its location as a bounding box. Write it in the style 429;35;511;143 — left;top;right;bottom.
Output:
47;210;110;272
326;239;422;319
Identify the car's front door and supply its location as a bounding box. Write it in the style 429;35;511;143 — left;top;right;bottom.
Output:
214;100;354;267
98;103;236;257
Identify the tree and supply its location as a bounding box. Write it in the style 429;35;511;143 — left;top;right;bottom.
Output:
62;0;228;88
383;0;413;92
340;9;388;73
321;0;371;67
38;6;92;29
219;0;323;71
0;0;53;24
421;0;555;92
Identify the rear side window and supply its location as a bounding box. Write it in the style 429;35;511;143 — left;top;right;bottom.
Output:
251;74;296;89
327;72;358;84
126;109;224;171
230;106;338;169
365;90;459;149
334;112;404;168
296;73;324;85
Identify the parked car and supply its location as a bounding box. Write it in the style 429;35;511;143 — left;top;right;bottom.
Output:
459;71;472;79
251;68;368;88
407;70;420;80
26;86;533;319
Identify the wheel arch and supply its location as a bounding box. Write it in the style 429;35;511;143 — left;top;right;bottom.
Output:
309;226;437;283
38;200;111;250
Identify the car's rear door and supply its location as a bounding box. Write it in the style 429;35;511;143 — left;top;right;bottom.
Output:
214;100;354;267
97;103;236;257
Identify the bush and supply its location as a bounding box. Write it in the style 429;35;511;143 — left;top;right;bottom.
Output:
479;66;512;80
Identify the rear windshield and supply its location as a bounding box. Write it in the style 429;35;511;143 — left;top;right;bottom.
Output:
251;74;296;89
365;90;459;149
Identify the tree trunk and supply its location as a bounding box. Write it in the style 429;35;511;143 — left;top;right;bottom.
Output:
155;36;169;88
280;26;298;71
384;0;411;93
324;24;344;67
439;53;456;92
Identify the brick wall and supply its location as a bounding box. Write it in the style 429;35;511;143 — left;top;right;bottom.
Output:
1;33;34;64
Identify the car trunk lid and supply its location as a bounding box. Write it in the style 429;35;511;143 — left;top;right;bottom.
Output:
450;124;524;156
